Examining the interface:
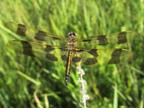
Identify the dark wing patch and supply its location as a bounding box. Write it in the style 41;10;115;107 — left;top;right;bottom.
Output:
34;30;61;41
35;30;47;41
21;41;35;56
17;24;27;36
72;56;81;62
88;49;98;56
108;49;122;64
82;39;91;42
84;49;98;65
61;55;67;61
44;45;58;61
45;45;55;52
46;53;58;61
80;49;98;65
97;35;108;45
118;32;127;44
83;58;97;65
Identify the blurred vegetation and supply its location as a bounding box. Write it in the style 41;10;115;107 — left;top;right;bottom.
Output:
0;0;143;108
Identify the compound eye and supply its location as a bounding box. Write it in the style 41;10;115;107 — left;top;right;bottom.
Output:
67;32;77;37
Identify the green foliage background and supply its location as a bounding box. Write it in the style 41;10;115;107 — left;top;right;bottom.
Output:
0;0;143;108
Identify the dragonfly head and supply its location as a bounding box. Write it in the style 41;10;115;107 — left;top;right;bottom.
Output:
67;32;77;37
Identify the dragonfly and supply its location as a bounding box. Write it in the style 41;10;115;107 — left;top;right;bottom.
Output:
6;23;131;85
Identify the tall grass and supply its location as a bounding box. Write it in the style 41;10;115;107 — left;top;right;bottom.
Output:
0;0;143;108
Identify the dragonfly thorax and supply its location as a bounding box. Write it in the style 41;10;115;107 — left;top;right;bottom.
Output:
66;32;78;50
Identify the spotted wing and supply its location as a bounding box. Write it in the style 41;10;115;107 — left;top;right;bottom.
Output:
72;48;131;66
7;39;69;63
5;22;67;46
77;32;131;49
72;32;132;65
5;23;68;62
